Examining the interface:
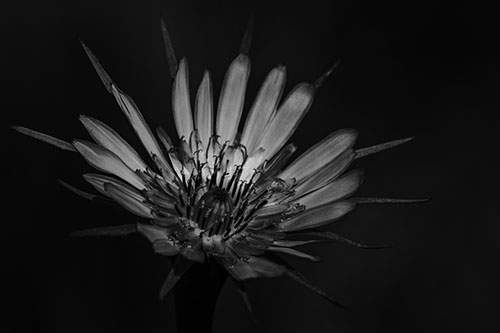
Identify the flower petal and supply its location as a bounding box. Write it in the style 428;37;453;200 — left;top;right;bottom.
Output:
268;246;321;262
195;70;213;148
272;240;320;247
110;85;173;178
80;115;148;172
240;148;265;182
285;269;345;308
104;183;153;218
216;54;250;144
355;137;414;159
279;128;357;181
278;201;356;232
293;149;355;195
83;173;144;201
13;126;76;151
295;169;364;210
80;42;113;93
225;256;286;280
58;179;100;201
240;65;286;154
156;127;183;178
74;140;145;190
153;240;180;256
159;256;193;300
289;231;393;249
137;223;171;242
160;19;178;79
257;143;297;182
257;83;314;160
172;58;194;140
234;281;256;323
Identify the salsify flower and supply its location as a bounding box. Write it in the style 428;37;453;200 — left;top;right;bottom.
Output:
13;20;422;308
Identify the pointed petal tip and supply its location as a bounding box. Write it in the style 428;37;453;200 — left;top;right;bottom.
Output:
78;114;91;124
69;224;138;237
233;53;251;68
275;64;287;78
158;256;193;300
341;127;359;141
355;136;415;159
79;39;88;50
176;57;188;74
161;19;178;79
57;179;98;201
352;197;429;204
80;41;114;93
239;15;255;55
235;281;258;325
284;269;346;309
313;59;340;89
296;231;397;250
13;126;77;152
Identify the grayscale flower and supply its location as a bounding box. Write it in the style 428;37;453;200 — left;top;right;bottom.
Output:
13;19;423;307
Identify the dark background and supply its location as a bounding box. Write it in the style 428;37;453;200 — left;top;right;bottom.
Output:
1;0;498;332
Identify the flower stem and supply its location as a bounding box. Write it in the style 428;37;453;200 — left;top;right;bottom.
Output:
174;261;227;332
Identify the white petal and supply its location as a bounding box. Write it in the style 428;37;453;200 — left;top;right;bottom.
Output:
258;143;297;180
110;85;169;170
240;65;286;154
172;58;194;140
74;140;145;190
355;137;414;159
278;201;356;232
224;256;286;280
294;170;364;210
293;149;355;195
13;126;76;151
137;223;171;242
280;128;358;181
156;127;183;178
153;240;180;256
83;173;144;201
195;70;213;148
104;183;153;218
268;246;320;262
273;240;320;247
216;54;250;144
80;115;148;172
257;83;314;161
240;148;266;182
220;146;245;180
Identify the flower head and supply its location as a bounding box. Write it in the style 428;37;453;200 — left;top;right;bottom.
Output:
14;20;422;305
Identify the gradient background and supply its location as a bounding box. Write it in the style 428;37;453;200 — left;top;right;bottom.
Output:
2;0;498;332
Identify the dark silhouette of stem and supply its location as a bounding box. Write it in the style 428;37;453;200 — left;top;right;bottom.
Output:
173;261;227;332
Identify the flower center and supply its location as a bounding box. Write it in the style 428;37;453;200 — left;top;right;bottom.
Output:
144;135;302;247
195;187;234;234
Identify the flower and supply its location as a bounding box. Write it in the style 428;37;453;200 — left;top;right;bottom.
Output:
13;19;422;306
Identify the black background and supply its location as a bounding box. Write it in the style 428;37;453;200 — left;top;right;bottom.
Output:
2;0;499;332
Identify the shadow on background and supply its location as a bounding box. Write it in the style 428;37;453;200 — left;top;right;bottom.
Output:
1;0;498;332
